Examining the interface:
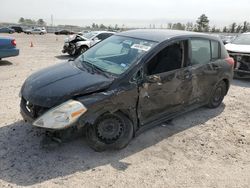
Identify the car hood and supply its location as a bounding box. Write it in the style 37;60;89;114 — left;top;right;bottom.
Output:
65;34;87;42
21;61;113;108
225;43;250;53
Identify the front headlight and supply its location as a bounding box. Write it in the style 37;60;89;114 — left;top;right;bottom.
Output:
33;100;87;130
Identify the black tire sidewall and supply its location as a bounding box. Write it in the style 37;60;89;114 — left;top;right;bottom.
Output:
78;46;88;55
86;113;134;151
207;81;226;108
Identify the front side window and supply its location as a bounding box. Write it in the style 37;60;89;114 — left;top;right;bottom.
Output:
76;35;157;75
191;39;211;65
147;41;187;75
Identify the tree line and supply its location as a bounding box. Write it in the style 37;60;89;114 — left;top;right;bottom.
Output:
17;15;250;33
18;17;46;26
167;14;250;33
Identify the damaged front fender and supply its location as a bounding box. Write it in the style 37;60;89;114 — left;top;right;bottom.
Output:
76;85;139;132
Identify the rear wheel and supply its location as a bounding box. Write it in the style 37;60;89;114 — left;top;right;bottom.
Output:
207;81;226;108
86;113;134;152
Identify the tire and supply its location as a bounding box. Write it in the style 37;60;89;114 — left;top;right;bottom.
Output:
207;81;226;108
68;44;77;56
86;112;134;152
77;46;88;56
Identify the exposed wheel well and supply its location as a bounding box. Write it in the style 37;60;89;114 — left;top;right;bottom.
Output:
80;45;89;49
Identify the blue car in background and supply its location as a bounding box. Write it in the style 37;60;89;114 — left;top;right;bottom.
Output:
0;36;19;60
0;27;15;34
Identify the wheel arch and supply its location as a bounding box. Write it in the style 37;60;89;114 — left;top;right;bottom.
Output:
80;108;137;137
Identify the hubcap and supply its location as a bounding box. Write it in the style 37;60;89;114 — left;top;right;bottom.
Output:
96;117;123;143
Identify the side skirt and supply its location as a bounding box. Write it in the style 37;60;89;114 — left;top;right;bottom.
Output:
135;102;207;137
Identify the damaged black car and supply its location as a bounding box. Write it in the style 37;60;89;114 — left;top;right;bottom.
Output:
20;29;234;151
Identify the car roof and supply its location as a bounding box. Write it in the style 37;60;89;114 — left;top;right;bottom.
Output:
117;29;218;42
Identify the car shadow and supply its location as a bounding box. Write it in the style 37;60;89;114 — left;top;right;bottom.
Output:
232;79;250;88
0;60;13;66
55;55;71;60
0;105;225;186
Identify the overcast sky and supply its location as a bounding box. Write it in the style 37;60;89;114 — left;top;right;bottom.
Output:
1;0;250;27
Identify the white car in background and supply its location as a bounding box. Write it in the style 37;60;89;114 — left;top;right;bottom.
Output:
225;32;250;78
62;31;115;56
24;27;47;35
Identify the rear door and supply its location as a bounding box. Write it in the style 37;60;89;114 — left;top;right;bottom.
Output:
189;38;223;103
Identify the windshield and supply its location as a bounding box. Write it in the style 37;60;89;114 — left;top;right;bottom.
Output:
231;34;250;45
75;35;157;75
83;32;98;39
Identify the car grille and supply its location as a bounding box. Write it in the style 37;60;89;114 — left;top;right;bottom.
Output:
21;97;49;119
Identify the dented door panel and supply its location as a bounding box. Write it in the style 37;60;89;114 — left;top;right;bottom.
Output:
138;67;193;125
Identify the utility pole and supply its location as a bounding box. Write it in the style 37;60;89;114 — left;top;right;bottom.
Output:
51;14;54;26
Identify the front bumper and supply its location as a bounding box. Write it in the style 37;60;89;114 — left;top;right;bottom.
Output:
228;52;250;78
20;97;48;123
20;97;87;130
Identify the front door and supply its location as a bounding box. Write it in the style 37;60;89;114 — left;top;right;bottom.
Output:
138;40;193;125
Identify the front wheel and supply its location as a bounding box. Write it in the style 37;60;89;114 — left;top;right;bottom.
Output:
86;113;134;152
77;46;88;56
207;81;226;108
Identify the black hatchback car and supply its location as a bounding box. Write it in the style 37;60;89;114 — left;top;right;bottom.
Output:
20;29;234;151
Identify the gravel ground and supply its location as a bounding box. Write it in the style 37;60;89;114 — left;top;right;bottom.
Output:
0;33;249;188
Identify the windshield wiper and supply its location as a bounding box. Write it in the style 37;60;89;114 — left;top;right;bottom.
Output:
80;58;111;78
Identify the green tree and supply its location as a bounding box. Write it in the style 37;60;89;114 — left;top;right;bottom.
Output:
25;19;36;25
185;22;194;31
37;19;46;26
229;22;237;33
18;17;25;24
211;26;216;33
172;23;185;30
196;14;210;32
114;24;119;30
236;25;242;33
99;24;107;29
223;26;227;33
242;21;250;32
167;23;173;29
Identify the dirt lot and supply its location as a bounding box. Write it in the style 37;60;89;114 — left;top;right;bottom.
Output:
0;33;249;188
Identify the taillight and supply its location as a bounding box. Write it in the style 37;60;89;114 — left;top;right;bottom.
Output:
225;57;234;66
11;39;16;46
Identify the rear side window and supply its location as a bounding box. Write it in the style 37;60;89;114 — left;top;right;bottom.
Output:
211;41;220;60
191;39;211;65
